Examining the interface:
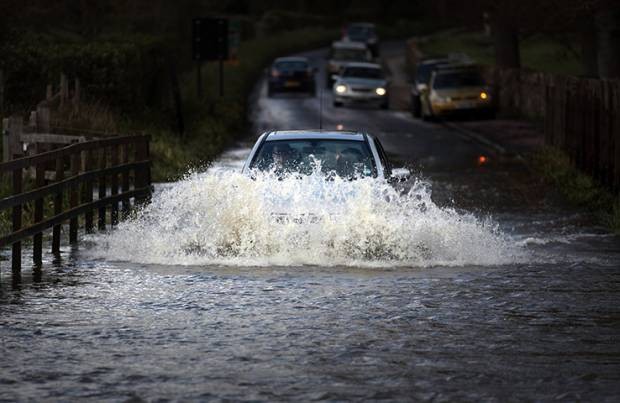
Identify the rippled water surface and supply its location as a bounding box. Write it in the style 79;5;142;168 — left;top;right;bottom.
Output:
2;147;620;402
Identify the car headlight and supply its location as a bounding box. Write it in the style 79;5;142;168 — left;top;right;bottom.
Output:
480;91;489;100
431;94;451;103
335;84;347;93
375;87;386;96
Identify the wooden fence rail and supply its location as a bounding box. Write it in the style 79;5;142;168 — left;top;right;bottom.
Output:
0;134;151;273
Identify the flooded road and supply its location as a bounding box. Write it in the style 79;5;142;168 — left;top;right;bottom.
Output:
2;45;620;402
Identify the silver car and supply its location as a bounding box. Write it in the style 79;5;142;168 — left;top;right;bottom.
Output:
242;130;409;181
326;41;373;88
332;63;389;109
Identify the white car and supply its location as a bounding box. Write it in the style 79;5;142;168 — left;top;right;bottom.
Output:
332;63;389;109
326;41;373;88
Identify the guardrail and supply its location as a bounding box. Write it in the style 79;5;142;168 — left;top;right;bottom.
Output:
0;134;151;273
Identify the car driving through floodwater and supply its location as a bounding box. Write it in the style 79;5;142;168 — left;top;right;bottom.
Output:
242;130;410;181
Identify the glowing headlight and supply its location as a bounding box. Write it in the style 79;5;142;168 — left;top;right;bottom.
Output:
432;94;451;103
375;87;386;96
335;84;347;93
480;91;489;100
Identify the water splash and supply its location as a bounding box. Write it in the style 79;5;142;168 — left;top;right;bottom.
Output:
85;170;523;267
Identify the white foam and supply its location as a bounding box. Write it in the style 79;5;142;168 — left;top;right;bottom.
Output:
85;170;523;267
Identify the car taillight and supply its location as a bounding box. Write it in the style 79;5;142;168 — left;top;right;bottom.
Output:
271;69;280;78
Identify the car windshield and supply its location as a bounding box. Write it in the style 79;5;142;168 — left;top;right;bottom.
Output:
342;67;383;79
332;48;368;61
251;139;376;179
433;71;484;89
416;62;447;84
347;25;375;41
274;61;308;71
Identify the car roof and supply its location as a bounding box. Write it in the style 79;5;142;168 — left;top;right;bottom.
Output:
347;22;376;28
331;41;368;50
273;56;309;63
265;130;365;142
434;64;481;75
341;62;382;69
419;58;451;66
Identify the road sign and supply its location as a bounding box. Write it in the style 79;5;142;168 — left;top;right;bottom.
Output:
193;18;229;62
227;19;241;63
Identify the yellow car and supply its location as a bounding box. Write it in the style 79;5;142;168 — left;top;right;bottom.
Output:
420;67;495;120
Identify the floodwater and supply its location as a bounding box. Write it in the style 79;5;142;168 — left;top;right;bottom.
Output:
2;147;620;402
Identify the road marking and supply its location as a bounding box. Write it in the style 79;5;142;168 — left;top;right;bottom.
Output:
441;121;507;156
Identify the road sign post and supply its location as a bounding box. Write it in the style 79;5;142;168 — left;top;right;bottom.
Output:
192;17;229;98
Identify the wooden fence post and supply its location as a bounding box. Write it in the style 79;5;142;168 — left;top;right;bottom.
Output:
33;163;45;265
73;78;80;114
28;111;37;132
614;82;620;190
121;144;130;218
52;157;64;254
3;116;23;162
544;84;552;145
2;118;8;162
60;73;68;108
98;149;107;230
0;69;4;116
135;137;151;205
12;167;22;273
110;145;119;225
84;150;94;233
36;104;51;133
69;152;80;243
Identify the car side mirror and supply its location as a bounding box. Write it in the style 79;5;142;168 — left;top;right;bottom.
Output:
390;167;411;182
418;83;428;92
331;74;340;81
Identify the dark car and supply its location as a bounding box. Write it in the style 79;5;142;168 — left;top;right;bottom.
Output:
344;22;379;57
267;57;316;96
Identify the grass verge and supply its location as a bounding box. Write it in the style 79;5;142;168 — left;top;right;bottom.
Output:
419;30;582;76
531;147;620;233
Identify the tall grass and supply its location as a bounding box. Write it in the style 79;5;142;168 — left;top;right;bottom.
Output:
531;147;620;233
419;30;582;76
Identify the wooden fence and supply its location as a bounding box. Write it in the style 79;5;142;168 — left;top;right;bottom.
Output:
544;76;620;191
486;67;620;191
0;134;151;273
